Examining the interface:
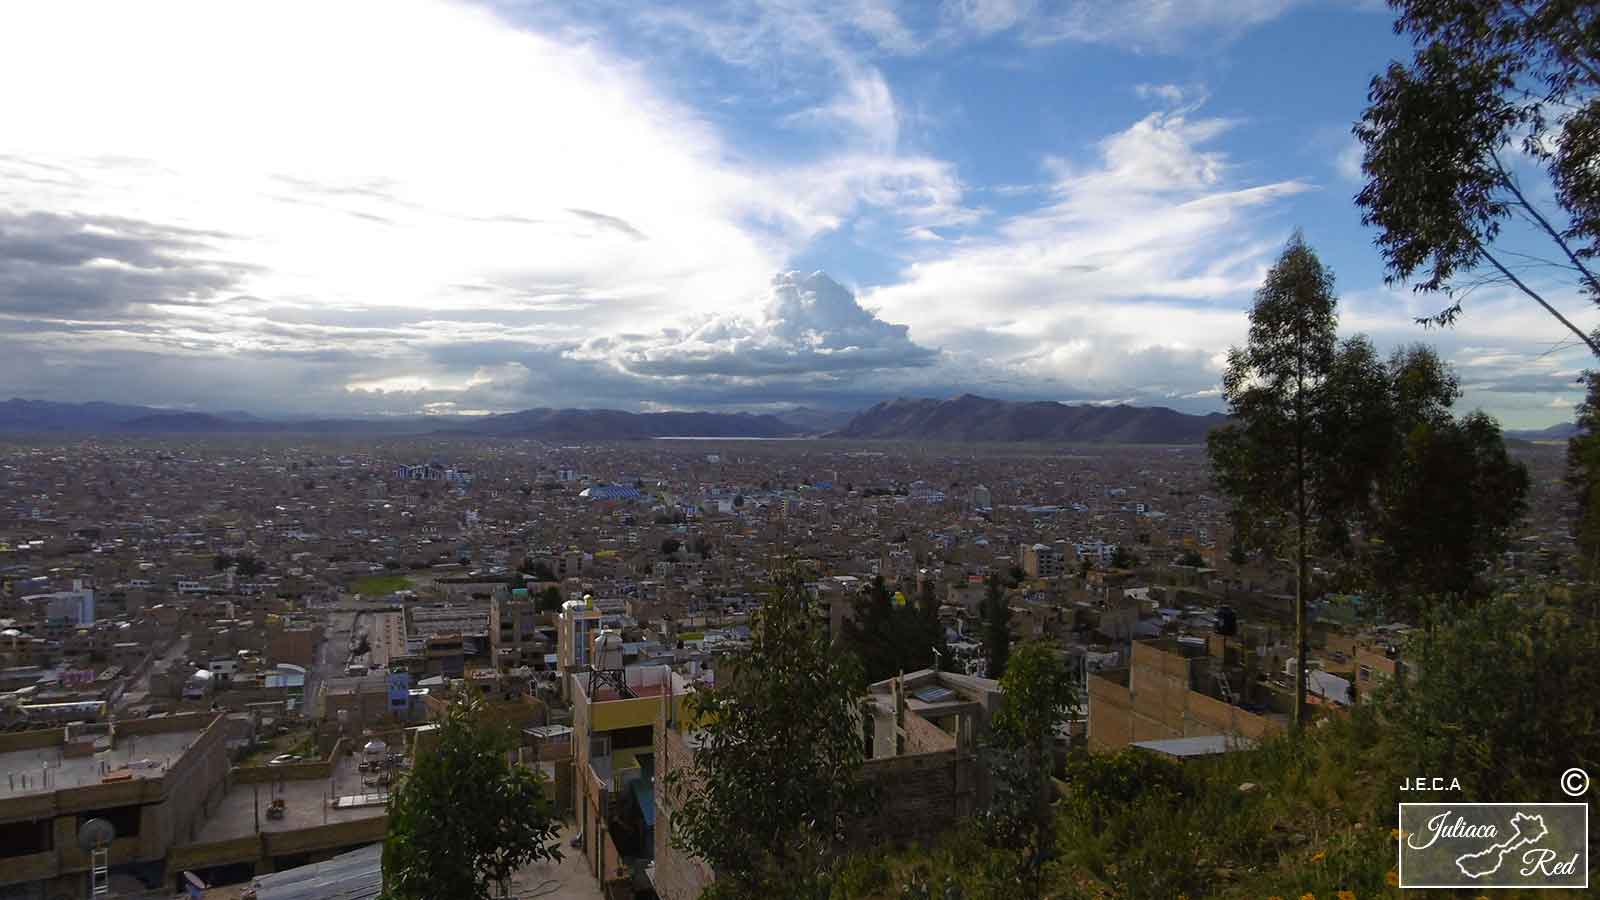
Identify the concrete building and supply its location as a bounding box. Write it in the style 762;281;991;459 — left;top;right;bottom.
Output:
1021;542;1066;579
490;590;546;670
0;713;228;899
570;658;690;895
1086;638;1288;752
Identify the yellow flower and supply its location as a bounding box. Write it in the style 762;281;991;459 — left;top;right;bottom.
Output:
1336;891;1355;900
1385;869;1399;886
1300;893;1316;900
1267;896;1284;900
1311;850;1326;863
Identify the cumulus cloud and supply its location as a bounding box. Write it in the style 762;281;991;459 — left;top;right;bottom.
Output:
571;271;937;377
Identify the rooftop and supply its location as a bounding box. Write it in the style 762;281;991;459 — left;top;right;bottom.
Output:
191;753;386;843
0;728;202;797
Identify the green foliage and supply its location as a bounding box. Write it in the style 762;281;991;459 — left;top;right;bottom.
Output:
831;582;1597;899
1108;546;1139;570
1372;591;1600;802
1208;233;1351;726
1369;408;1529;619
981;572;1010;679
350;574;412;596
1175;549;1205;568
665;567;873;898
519;557;557;581
843;575;945;682
981;642;1079;894
660;537;682;556
382;692;561;900
535;585;562;613
1354;0;1600;352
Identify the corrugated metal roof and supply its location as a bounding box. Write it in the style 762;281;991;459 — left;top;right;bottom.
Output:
249;842;381;900
1131;735;1254;758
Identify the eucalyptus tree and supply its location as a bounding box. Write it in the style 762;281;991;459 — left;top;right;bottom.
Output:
1355;0;1600;354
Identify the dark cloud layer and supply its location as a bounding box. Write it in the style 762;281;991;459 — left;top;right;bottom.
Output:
0;210;248;315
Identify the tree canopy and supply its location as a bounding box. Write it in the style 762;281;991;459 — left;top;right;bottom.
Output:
665;567;873;898
842;575;944;682
981;572;1012;680
1355;0;1600;354
382;692;561;900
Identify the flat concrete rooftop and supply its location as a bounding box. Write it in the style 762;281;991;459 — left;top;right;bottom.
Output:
0;729;202;798
193;753;385;843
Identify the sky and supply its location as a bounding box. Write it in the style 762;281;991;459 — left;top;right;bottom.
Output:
0;0;1594;428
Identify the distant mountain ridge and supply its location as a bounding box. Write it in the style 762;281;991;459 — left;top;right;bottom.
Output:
829;394;1229;443
436;408;803;439
1506;422;1578;440
0;398;809;438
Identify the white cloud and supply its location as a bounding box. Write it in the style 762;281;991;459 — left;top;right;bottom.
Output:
1335;139;1364;183
937;0;1303;51
862;109;1312;402
570;271;937;378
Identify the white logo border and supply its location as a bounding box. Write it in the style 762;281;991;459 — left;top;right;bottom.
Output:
1398;802;1589;890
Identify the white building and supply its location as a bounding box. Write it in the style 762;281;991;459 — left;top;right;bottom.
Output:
28;579;95;625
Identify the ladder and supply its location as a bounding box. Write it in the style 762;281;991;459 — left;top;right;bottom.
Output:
1216;671;1237;706
91;846;110;897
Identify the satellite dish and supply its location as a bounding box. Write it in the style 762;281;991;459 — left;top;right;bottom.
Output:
78;817;115;851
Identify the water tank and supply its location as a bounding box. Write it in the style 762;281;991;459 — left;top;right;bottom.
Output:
591;630;624;670
561;599;583;614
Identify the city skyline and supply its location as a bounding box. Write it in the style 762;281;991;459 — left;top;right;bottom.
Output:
2;0;1595;428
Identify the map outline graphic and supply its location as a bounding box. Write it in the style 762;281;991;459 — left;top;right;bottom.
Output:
1453;812;1549;879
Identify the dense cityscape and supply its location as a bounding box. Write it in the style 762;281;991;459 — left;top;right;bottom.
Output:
0;431;1583;898
4;0;1600;898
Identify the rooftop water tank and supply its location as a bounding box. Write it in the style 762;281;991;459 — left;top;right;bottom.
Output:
591;629;624;670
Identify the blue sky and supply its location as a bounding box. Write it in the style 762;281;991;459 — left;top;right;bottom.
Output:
0;0;1592;427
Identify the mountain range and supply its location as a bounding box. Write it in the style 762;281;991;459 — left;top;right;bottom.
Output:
5;395;1474;444
1505;422;1579;441
828;394;1228;443
0;399;809;438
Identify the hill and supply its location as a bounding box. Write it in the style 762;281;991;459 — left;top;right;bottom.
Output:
1506;421;1578;440
0;398;806;438
829;394;1228;443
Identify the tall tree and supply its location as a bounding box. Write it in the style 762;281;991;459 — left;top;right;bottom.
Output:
983;571;1012;679
1355;0;1600;355
918;578;951;672
382;692;561;900
983;640;1080;896
1208;233;1344;728
665;568;872;898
